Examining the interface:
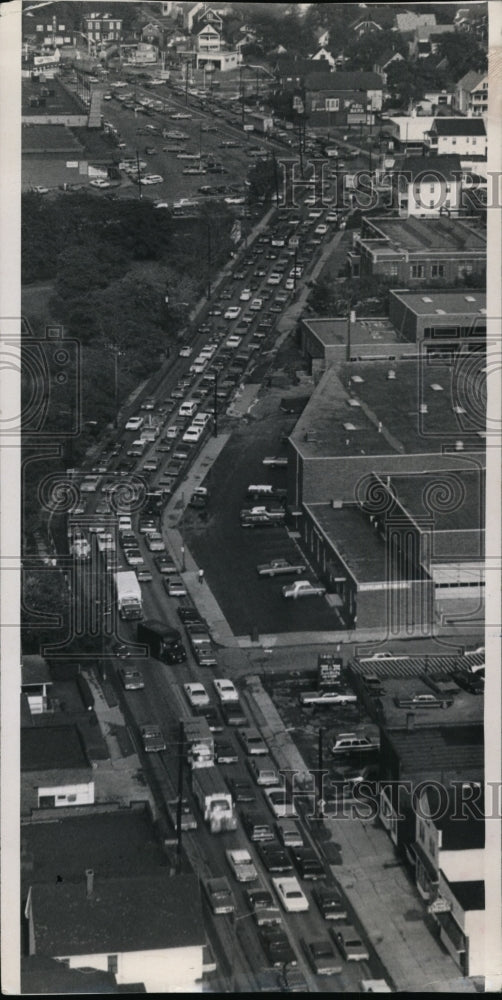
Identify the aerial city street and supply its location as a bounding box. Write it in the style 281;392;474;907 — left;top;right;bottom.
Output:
16;0;492;994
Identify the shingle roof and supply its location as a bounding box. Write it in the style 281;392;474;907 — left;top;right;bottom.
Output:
29;873;204;956
307;71;383;92
432;117;486;136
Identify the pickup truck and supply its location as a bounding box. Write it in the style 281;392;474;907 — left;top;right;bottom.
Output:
282;580;326;599
257;558;306;578
300;689;357;706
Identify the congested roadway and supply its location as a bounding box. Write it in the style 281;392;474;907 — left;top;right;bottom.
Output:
59;100;385;990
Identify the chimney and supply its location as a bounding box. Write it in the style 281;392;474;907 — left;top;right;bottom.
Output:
406;712;415;731
86;868;94;898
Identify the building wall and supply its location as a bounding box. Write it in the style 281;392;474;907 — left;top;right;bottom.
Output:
22;771;94;814
437;873;485;977
388;296;487;344
429;134;487;158
399;178;462;218
440;848;485;882
359;246;485;285
65;945;203;993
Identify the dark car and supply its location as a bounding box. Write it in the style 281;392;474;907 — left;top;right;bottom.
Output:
313;884;347;921
220;699;248;727
291;847;325;881
245;885;274;911
242;811;275;842
303;938;342;976
227;777;255;803
215;739;239;765
177;607;207;625
258;841;293;874
281;964;309;992
259;926;297;968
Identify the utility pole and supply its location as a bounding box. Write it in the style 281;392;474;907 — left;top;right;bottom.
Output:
206;226;211;300
176;721;185;868
136;148;142;198
293;247;298;292
185;59;190;106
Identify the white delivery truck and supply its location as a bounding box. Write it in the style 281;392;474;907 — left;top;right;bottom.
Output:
192;766;237;833
114;570;143;621
183;717;214;769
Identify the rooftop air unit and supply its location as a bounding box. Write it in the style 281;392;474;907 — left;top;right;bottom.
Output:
455;440;464;451
387;369;396;380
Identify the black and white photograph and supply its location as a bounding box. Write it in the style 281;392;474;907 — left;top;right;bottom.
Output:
1;0;501;993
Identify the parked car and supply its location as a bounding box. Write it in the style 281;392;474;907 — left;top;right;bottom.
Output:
332;925;370;962
166;797;197;832
291;847;325;880
213;678;239;703
140;723;166;752
257;841;293;874
227;777;255;803
272;876;309;913
183;682;210;708
257;558;306;578
303;938;342;976
203;876;235;915
264;786;298;819
215;740;238;765
238;728;268;756
282;580;326;599
259;926;297;968
393;692;453;709
313;884;347;921
226;848;258;882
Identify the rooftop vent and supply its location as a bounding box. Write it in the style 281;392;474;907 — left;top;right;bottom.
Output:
387;369;396;380
420;403;428;414
465;295;476;302
435;309;446;315
453;405;466;414
430;383;443;391
347;398;361;407
343;422;356;431
422;296;433;303
351;375;364;383
480;308;486;315
455;440;464;451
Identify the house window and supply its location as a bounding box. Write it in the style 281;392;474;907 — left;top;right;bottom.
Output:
411;264;425;278
451;138;457;145
431;264;445;278
389;263;398;276
108;955;118;974
472;138;477;146
325;98;339;111
429;200;435;208
430;185;435;193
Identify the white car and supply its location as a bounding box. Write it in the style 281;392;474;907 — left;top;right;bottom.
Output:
140;174;164;185
282;580;326;599
285;278;295;291
125;416;144;431
226;848;258;882
308;209;322;219
224;306;241;320
360;981;392;993
31;185;49;194
267;272;281;285
183;682;210;708
179;346;193;357
213;678;239;703
250;298;263;311
225;335;242;349
240;288;252;302
272;876;309;913
90;178;111;189
153;200;169;209
315;224;328;235
264;787;298;819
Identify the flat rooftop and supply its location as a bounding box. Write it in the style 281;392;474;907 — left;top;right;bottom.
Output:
303;316;400;347
21;725;89;771
378;677;484;728
21;808;168;892
22;78;86;118
390;289;487;318
388;470;485;534
306;503;394;583
386;723;484;776
361;216;486;254
291;359;486;459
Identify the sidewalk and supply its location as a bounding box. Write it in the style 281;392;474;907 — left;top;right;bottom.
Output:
242;675;477;994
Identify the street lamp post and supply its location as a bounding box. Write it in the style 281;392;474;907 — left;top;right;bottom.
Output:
212;373;218;437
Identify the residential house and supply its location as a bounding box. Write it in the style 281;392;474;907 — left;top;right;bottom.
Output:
454;70;485;115
350;8;395;36
274;55;314;89
413;88;455;115
196;23;221;53
468;74;488;117
25;871;205;993
28;18;75;49
409;23;455;58
305;71;383;127
395;11;437;35
82;12;123;46
373;50;405;85
426;118;487;159
21;725;95;814
396;155;463;217
311;46;336;69
348;215;486;285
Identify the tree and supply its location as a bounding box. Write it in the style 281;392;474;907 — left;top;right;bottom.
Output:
437;32;487;76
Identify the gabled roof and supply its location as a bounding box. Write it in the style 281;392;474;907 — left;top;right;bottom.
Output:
306;71;383;92
431;117;486;136
29;873;204;957
456;70;483;92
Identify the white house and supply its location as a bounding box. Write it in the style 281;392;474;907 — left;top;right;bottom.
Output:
21;725;95;814
468;74;488;117
197;23;221;53
21;655;52;715
311;46;335;69
25;871;205;993
426;118;487;159
454;70;484;115
397;155;463;218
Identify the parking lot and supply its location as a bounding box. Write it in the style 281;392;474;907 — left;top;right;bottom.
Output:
181;400;342;637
